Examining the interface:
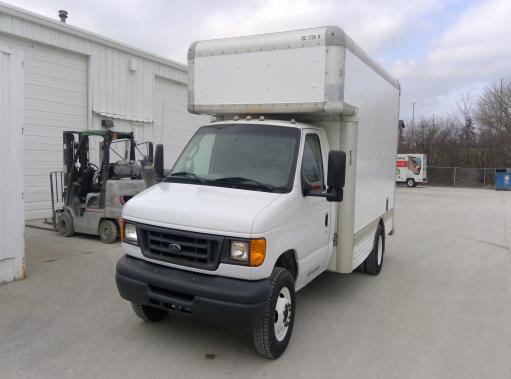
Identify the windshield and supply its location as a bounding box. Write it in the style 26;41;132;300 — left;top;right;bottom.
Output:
167;123;301;192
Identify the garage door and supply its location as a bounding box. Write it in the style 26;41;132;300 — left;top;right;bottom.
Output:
23;44;88;220
153;76;207;168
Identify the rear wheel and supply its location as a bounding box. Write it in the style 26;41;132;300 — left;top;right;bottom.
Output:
131;303;168;322
56;210;74;237
99;219;118;243
364;225;385;275
252;267;295;359
406;178;416;188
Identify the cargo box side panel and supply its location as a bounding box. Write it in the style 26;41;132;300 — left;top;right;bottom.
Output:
344;50;399;235
193;47;326;108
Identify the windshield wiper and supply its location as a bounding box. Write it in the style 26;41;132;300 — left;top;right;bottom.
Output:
214;176;274;191
165;171;206;184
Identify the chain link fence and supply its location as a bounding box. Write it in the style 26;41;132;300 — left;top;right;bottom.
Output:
427;167;498;188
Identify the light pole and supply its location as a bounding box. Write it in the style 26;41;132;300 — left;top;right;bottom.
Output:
411;101;415;148
500;77;505;127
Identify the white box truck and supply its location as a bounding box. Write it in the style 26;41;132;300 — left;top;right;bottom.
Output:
115;26;400;359
396;153;427;187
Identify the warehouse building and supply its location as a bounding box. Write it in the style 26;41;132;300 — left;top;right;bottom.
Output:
0;2;206;282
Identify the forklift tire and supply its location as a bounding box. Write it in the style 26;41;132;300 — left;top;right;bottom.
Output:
364;224;384;275
99;219;118;243
131;303;168;322
57;211;74;237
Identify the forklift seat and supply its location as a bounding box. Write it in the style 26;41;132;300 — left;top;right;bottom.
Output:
85;193;100;209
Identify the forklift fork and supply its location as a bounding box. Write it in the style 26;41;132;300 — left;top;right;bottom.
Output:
49;170;64;231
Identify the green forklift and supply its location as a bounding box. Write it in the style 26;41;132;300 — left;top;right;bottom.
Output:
51;120;165;243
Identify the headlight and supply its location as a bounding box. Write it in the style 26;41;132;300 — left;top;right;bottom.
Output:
229;239;266;266
123;221;138;245
230;241;248;262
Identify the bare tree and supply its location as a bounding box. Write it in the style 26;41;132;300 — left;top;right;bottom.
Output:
398;79;511;170
456;93;476;164
475;79;511;132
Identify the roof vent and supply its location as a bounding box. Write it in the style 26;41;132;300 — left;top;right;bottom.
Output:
58;10;68;23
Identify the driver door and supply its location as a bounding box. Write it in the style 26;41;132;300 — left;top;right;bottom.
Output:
298;130;331;281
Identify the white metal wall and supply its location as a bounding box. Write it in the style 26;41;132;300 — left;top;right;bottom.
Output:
154;76;208;167
0;45;24;282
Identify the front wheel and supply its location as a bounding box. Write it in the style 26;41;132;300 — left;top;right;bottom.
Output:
56;210;74;237
99;219;118;243
252;267;295;359
406;178;416;188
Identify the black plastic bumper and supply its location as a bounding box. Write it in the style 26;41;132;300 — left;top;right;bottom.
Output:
115;255;270;329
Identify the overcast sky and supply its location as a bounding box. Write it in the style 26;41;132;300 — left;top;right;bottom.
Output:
3;0;511;121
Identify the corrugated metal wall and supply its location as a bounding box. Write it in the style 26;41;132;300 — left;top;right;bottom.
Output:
0;4;206;220
154;76;209;167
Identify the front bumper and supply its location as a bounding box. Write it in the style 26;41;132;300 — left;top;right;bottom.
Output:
116;255;270;329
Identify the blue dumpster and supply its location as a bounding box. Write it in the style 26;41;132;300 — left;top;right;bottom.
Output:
496;169;511;190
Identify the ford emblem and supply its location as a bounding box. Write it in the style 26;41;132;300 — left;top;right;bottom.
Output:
169;243;181;252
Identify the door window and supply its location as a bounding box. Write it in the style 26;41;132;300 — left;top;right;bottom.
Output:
301;134;324;191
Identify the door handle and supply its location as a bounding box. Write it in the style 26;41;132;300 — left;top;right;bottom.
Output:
325;213;328;227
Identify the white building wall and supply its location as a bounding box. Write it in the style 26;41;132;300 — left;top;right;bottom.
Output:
0;45;24;282
0;2;205;220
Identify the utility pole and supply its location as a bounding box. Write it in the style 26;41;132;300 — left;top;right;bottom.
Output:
423;113;430;154
500;77;505;128
411;101;415;148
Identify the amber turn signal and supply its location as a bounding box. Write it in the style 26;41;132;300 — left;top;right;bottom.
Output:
249;238;266;267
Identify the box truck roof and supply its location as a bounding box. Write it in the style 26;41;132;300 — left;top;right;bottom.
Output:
188;26;400;116
188;26;399;90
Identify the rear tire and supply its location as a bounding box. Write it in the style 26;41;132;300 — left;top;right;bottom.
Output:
406;178;416;188
99;219;118;243
131;303;168;322
364;225;385;275
56;210;74;237
252;267;295;359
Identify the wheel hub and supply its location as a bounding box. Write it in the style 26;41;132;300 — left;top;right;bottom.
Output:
377;235;383;265
274;287;292;341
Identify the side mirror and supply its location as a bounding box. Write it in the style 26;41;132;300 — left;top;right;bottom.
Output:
154;144;164;178
326;150;346;202
301;150;346;202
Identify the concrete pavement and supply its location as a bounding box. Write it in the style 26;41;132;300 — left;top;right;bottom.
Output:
1;187;511;378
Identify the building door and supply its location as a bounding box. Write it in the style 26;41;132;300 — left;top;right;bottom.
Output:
20;42;88;220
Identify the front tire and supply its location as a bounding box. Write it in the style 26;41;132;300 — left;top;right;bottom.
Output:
364;224;385;275
406;178;416;188
56;210;74;237
131;303;168;322
99;219;118;243
252;267;295;359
